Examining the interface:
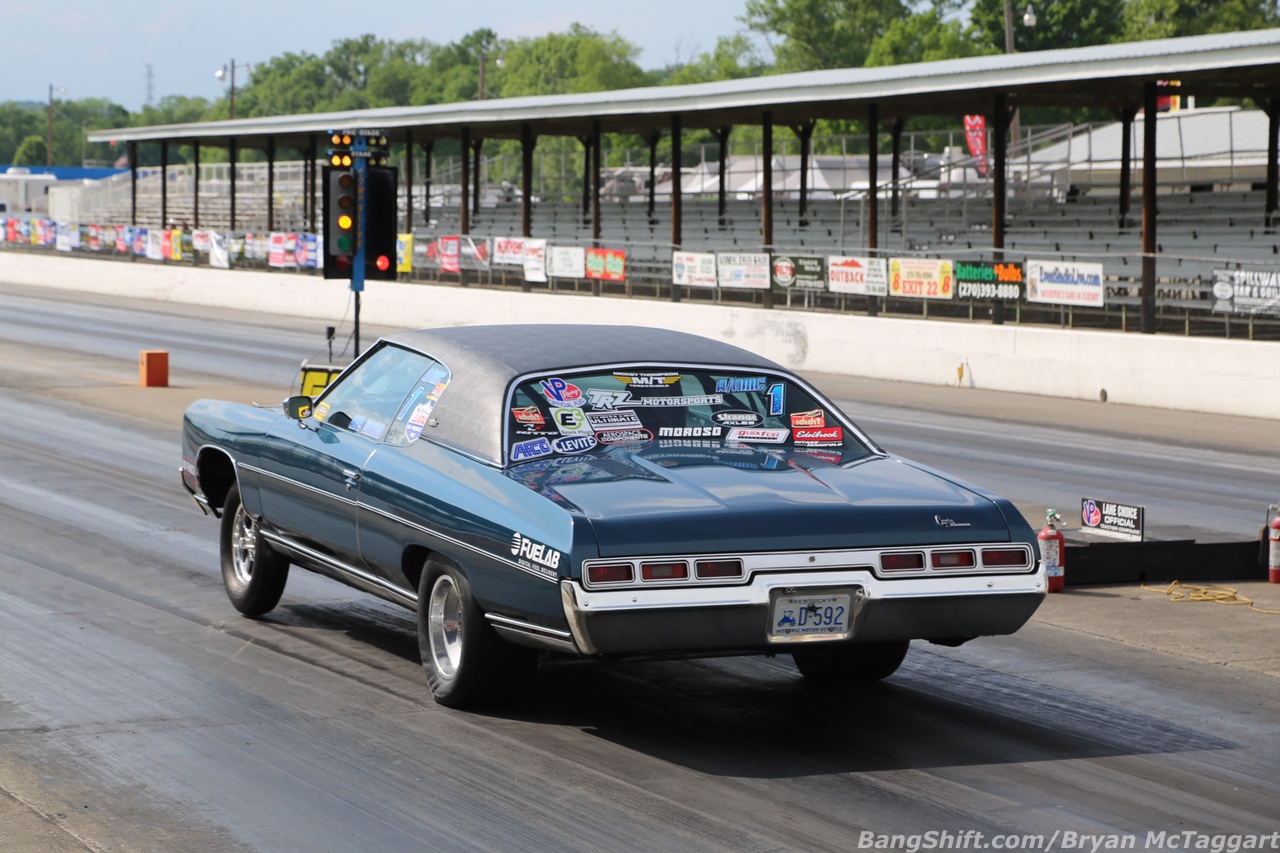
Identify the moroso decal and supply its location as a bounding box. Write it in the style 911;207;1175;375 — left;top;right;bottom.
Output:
658;426;723;437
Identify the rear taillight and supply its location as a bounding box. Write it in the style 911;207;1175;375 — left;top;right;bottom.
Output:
641;561;689;581
587;563;633;584
982;548;1030;568
881;552;925;572
931;550;976;569
695;559;743;579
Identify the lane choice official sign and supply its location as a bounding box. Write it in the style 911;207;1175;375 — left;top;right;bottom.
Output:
1081;497;1144;541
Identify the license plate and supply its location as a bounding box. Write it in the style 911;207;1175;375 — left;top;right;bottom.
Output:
769;591;853;641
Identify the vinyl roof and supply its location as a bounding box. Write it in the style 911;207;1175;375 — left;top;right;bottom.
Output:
384;324;782;465
88;29;1280;149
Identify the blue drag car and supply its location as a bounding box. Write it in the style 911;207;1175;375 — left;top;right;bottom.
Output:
182;325;1045;708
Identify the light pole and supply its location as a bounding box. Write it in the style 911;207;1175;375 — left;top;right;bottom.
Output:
47;84;66;167
214;59;252;120
477;51;504;101
1003;3;1036;154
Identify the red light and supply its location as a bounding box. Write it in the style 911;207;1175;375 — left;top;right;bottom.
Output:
695;559;743;579
335;255;351;270
641;561;688;581
376;254;391;272
881;552;925;572
982;548;1029;567
587;563;632;584
931;551;976;569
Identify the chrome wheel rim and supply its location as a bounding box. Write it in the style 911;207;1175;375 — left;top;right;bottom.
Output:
428;576;463;679
230;504;258;585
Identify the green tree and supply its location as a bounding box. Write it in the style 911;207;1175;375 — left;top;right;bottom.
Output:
12;134;46;165
664;35;770;85
865;10;999;65
500;24;651;97
741;0;912;71
968;0;1124;52
1122;0;1280;39
0;103;43;164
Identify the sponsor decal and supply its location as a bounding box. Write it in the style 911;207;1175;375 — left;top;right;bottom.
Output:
766;383;785;416
612;372;680;386
586;388;723;410
511;406;545;425
551;406;593;435
553;434;598;454
712;410;764;427
1080;497;1144;540
657;426;723;438
509;532;563;575
540;377;584;407
794;426;844;445
596;428;654;444
727;427;790;443
798;449;844;465
889;258;955;300
359;419;386;440
314;402;330;421
511;437;553;461
955;260;1024;300
1211;268;1280;316
790;409;827;428
1026;260;1105;307
827;255;888;296
715;376;768;393
585;409;644;430
771;254;826;289
672;251;717;287
405;403;431;442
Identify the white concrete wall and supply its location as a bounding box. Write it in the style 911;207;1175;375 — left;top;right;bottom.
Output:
3;251;1276;420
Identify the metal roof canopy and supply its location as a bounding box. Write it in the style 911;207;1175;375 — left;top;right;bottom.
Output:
88;29;1280;148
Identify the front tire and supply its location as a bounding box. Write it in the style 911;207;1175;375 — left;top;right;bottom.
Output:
220;483;289;616
792;640;910;686
417;557;537;708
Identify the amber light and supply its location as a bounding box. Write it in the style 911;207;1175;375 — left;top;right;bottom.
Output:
587;563;632;584
337;214;353;230
641;561;688;581
695;559;743;579
881;552;925;572
931;551;976;569
341;154;353;167
982;548;1029;567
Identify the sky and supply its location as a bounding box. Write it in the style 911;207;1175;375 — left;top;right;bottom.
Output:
0;0;767;111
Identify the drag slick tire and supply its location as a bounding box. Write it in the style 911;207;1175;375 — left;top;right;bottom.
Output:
792;640;910;686
219;483;290;616
417;557;538;709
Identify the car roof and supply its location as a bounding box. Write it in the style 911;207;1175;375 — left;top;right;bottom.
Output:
383;324;787;466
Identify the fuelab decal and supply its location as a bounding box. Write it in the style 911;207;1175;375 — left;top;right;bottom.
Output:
510;532;562;575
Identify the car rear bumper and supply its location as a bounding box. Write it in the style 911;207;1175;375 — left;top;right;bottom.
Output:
559;567;1046;656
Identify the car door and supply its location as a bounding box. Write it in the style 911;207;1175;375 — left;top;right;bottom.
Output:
257;343;434;568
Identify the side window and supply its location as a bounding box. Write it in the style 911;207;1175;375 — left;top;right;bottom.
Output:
312;344;434;441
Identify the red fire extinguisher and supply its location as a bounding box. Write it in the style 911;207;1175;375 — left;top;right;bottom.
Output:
1269;511;1280;584
1039;509;1066;593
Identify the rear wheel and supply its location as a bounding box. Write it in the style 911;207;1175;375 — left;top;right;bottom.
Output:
792;640;910;686
417;557;538;708
219;483;290;616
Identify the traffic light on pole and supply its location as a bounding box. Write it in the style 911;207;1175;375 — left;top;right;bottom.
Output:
323;166;357;279
363;163;399;281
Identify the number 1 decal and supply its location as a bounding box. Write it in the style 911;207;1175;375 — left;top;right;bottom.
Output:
766;383;785;416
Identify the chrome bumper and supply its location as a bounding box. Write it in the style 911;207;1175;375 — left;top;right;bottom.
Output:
560;566;1047;656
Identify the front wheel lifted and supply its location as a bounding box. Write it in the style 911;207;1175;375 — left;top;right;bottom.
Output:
219;483;290;616
792;640;910;686
417;557;537;709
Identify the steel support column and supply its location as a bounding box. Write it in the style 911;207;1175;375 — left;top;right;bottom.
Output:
992;95;1009;326
229;139;238;231
671;114;682;303
460;127;471;235
1141;82;1159;334
307;134;317;234
867;104;878;252
762;111;773;309
129;142;137;227
404;129;414;234
1119;108;1135;230
1266;98;1279;229
521;124;535;239
470;136;482;223
591;121;602;245
716;126;731;225
192;140;200;228
793;120;814;221
423;140;433;226
647;133;659;222
266;136;276;232
891;118;904;220
160;141;168;227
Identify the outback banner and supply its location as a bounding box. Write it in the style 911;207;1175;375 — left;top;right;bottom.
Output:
827;256;887;296
889;257;954;300
771;254;825;289
672;251;717;287
1212;268;1280;315
1026;260;1105;307
954;260;1024;300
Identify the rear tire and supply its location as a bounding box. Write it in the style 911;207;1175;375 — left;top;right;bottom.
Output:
220;483;290;616
793;640;909;686
417;557;538;709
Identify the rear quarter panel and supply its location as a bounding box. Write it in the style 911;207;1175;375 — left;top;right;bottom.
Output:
183;399;284;516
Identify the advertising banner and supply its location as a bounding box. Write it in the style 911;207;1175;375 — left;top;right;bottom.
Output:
466;236;491;271
267;233;287;267
88;224;102;251
170;229;184;261
771;254;826;289
1212;269;1280;316
586;247;626;281
396;234;413;273
440;236;461;273
295;234;318;269
672;251;717;287
55;222;73;252
964;115;988;176
523;239;548;283
1081;497;1144;541
548;245;586;278
209;232;231;269
1026;260;1105;307
717;252;770;289
955;260;1024;300
133;228;147;255
889;257;955;300
495;237;526;266
191;230;211;252
145;229;164;260
827;255;888;296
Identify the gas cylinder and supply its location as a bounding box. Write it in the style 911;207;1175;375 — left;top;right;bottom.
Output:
1039;509;1066;593
1269;513;1280;584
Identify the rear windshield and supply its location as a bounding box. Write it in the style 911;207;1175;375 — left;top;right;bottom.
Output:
505;366;866;463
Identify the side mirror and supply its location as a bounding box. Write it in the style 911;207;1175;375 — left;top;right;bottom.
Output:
284;395;313;420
